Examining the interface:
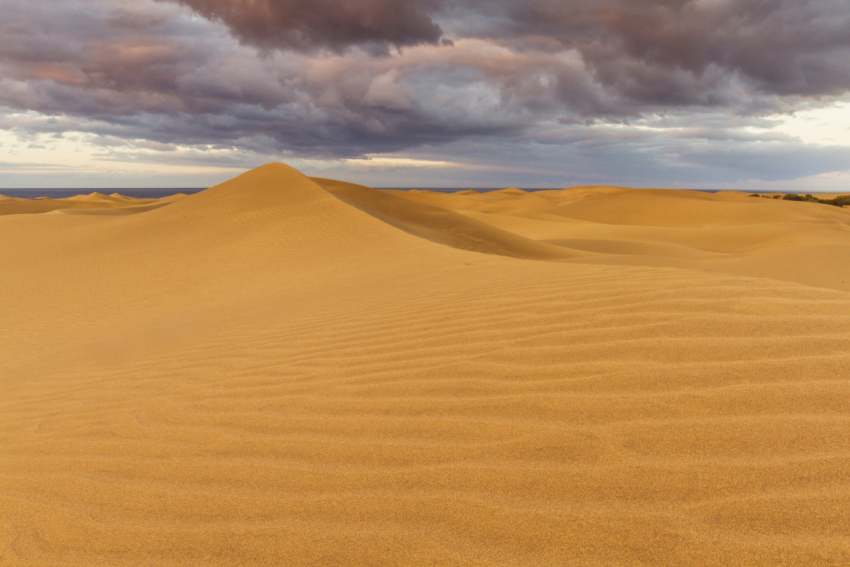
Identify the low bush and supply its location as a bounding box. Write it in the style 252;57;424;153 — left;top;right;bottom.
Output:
782;193;849;207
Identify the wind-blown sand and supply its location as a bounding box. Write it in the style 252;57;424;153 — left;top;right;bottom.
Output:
1;164;848;566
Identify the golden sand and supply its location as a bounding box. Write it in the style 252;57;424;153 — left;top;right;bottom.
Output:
1;164;848;565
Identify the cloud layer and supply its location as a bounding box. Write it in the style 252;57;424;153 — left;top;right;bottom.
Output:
1;0;849;187
169;0;850;99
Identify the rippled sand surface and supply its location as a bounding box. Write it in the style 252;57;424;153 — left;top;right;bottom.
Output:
1;164;848;566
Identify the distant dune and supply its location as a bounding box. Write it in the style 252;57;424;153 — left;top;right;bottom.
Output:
385;184;850;292
1;164;848;566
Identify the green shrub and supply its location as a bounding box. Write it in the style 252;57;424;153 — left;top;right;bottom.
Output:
782;193;849;207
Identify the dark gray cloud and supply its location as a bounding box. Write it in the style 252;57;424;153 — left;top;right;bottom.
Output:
166;0;444;52
505;0;850;99
169;0;850;100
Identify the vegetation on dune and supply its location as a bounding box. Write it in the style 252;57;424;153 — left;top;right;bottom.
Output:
783;193;850;207
750;193;849;207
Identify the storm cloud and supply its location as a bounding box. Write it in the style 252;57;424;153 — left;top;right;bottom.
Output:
168;0;445;51
167;0;850;98
1;0;849;187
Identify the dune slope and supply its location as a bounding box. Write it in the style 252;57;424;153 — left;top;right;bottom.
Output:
312;177;578;260
1;164;849;566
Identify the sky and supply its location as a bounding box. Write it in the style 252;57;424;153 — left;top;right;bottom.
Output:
1;0;850;190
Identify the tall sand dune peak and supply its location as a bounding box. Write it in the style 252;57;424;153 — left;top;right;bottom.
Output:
203;162;326;202
161;162;355;224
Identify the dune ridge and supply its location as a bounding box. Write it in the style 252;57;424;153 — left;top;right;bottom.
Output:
312;177;579;260
1;164;848;566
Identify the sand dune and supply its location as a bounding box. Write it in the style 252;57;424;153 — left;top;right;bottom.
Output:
1;164;848;566
390;186;850;292
0;192;174;216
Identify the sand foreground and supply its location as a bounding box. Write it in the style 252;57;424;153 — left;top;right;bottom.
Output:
1;164;849;565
